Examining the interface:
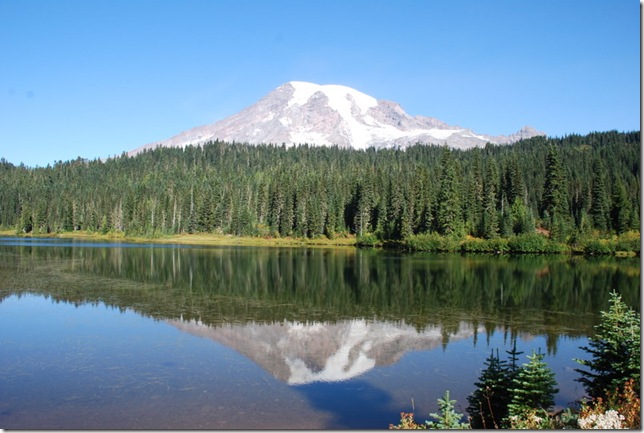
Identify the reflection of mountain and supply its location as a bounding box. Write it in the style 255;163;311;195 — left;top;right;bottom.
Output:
167;318;483;385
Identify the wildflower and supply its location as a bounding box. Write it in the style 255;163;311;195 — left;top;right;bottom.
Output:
578;409;625;429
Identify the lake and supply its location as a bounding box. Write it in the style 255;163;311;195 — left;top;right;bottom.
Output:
0;237;639;429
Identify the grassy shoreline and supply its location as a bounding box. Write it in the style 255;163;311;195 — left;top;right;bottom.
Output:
0;229;357;248
1;229;638;256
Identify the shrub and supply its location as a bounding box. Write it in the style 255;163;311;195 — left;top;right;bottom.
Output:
460;237;509;254
582;239;615;255
356;232;381;247
389;412;425;430
507;233;548;253
507;233;569;253
404;233;460;252
615;231;640;254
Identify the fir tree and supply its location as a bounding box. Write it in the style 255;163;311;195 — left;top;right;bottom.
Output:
435;148;463;237
466;349;510;429
589;158;610;231
540;146;568;228
507;349;558;418
610;177;632;235
425;390;469;429
575;291;641;400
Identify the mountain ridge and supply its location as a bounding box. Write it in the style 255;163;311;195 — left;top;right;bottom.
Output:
129;81;545;156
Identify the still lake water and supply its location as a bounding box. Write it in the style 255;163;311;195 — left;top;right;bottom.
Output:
0;237;640;429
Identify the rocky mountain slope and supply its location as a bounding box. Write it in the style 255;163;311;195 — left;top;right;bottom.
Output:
130;81;545;155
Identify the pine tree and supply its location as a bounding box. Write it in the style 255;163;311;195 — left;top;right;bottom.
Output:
589;159;610;232
480;161;500;239
435;148;463;237
507;350;558;418
467;349;510;429
540;146;569;228
610;177;632;235
425;390;469;429
575;291;641;400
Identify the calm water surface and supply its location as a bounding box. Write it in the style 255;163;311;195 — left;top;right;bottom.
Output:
0;237;639;429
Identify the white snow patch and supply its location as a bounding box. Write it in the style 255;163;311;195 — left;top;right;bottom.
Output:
289;131;332;146
287;81;377;114
262;112;275;122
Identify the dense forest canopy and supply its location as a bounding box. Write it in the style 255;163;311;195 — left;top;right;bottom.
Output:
0;130;640;244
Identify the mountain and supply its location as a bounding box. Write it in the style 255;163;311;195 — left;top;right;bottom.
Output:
129;81;545;155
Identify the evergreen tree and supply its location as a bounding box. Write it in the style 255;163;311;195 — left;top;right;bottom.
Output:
589;158;610;231
467;349;510;429
540;146;568;229
480;161;500;239
435;148;464;237
575;291;641;400
425;390;469;429
610;176;632;235
507;350;558;418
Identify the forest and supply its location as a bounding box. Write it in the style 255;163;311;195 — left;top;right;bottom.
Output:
0;130;640;251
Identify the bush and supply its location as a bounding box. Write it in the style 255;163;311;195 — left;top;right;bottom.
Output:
615;231;640;254
356;232;381;247
507;233;569;253
460;237;509;254
404;233;460;252
582;239;615;255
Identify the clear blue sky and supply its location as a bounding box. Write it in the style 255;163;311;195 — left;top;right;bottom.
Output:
0;0;640;167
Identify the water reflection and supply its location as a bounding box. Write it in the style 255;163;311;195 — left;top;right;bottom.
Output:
0;238;640;428
1;238;639;344
168;318;483;385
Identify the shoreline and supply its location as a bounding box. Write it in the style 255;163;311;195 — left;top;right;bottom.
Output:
0;229;638;256
0;229;357;249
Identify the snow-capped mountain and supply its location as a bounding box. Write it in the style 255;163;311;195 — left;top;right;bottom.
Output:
130;81;545;155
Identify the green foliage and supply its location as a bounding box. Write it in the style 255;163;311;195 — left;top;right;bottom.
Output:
356;232;380;247
0;131;639;248
399;293;641;430
575;291;641;400
435;148;465;237
507;350;558;418
506;233;569;253
540;146;569;225
610;177;633;235
466;350;511;428
460;237;509;253
425;391;469;429
614;232;640;254
578;231;640;255
403;232;461;252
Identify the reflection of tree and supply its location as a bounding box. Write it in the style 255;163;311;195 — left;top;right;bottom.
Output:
0;244;640;354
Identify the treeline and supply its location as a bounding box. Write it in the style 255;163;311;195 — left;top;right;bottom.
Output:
0;130;640;246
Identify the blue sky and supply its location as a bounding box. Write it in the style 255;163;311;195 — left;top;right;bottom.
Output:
0;0;640;167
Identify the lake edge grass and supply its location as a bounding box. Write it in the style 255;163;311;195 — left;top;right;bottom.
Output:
0;228;638;256
0;229;357;248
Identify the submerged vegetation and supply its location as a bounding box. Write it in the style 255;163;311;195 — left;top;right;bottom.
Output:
389;292;641;429
0;130;639;254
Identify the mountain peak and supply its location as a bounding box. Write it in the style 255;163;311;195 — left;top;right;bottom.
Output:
285;81;378;115
129;82;546;156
